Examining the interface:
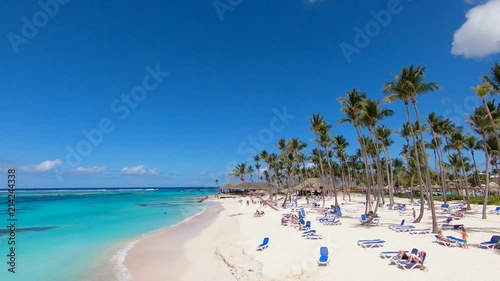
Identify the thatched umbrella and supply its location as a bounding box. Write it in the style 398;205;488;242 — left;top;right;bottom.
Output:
292;178;325;191
219;182;271;193
488;181;500;194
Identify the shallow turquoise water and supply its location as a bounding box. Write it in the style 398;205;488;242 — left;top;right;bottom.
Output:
0;188;216;281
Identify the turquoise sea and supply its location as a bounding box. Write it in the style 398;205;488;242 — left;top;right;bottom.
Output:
0;187;216;281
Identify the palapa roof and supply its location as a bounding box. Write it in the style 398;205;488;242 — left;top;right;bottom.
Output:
219;181;272;190
292;178;327;190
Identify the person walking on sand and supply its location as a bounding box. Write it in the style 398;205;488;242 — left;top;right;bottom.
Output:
461;227;469;249
412;208;416;220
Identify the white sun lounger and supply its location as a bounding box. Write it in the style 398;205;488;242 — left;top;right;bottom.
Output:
409;228;432;234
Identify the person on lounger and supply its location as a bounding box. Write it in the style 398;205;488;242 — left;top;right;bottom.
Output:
406;251;425;264
437;231;453;243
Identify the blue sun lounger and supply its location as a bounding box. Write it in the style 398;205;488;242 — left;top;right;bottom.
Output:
397;251;426;270
478;235;500;249
360;240;385;248
357;239;383;245
257;237;269;251
409;228;431;234
388;219;405;229
302;221;311;231
300;208;306;218
379;250;408;259
318;247;329;266
302;230;316;237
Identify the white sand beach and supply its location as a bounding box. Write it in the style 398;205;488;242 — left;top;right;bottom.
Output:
125;194;500;281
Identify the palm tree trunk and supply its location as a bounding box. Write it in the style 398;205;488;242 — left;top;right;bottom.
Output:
403;103;426;223
355;126;373;214
457;150;472;210
412;102;438;232
481;133;490;219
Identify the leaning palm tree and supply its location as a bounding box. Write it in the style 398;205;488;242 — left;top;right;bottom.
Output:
338;89;373;212
360;99;394;219
472;83;500;152
229;162;251;182
384;65;440;231
467;106;491;219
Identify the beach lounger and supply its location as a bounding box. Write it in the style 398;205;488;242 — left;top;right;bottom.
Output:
447;236;467;247
392;225;416;232
302;221;311;231
357;239;384;245
305;233;323;240
366;216;380;226
318;247;329;266
409;228;431;234
301;230;316;237
434;235;458;247
379;250;407;259
360;214;368;224
397;251;426;270
359;240;385;248
478;235;500;249
399;210;412;216
256;237;269;251
489;206;500;214
388;219;405;229
388;248;417;264
300;208;307;218
321;218;341;225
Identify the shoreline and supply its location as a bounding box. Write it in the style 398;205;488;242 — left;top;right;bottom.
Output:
82;200;217;281
123;200;223;281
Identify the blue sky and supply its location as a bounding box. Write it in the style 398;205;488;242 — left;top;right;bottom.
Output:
1;0;499;188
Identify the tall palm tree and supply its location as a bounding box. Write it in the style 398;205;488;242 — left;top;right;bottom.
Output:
472;83;500;153
467;106;491;219
339;89;373;212
375;125;395;205
384;65;440;231
444;128;472;209
229;162;251;182
360;99;394;218
309;114;331;207
333;135;351;201
253;155;261;182
464;135;481;187
425;112;449;202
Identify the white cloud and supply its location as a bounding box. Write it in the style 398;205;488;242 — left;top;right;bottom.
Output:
451;0;500;58
32;159;63;172
71;166;107;174
121;165;158;176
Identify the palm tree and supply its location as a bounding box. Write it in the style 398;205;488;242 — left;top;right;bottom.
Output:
483;62;500;93
309;114;332;207
253;155;261;182
464;135;481;187
360;99;394;218
384;65;440;231
444;128;472;209
339;89;373;212
425;112;449;202
333;135;351;201
467;106;491;219
472;83;500;152
375;125;395;205
229;162;251;182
